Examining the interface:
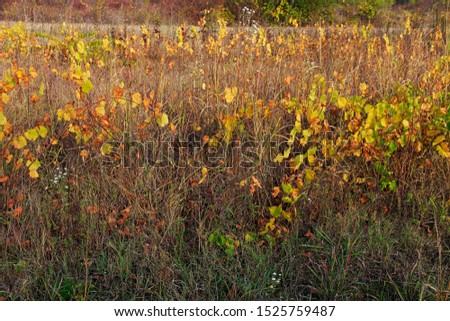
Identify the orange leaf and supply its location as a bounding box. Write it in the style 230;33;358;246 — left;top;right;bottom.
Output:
0;175;8;183
272;186;280;197
13;206;23;218
87;206;99;214
7;199;14;208
29;169;39;179
113;86;123;99
80;149;89;161
30;93;39;104
305;230;314;238
122;206;132;220
249;184;255;195
251;176;262;189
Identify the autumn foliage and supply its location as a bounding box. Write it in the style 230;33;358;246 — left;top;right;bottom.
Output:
0;16;449;299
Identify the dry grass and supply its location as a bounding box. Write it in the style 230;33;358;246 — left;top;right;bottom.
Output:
0;18;449;300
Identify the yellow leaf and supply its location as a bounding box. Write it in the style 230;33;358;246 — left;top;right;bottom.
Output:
274;148;291;163
198;167;208;185
337;97;347;109
274;153;284;163
433;135;445;146
100;143;114;155
224;87;238;104
39;83;45;96
131;92;142;108
436;142;450;158
156;113;169;127
12;136;27;149
0;111;6;125
29;169;39;179
415;141;423;152
343;172;349;182
359;83;368;95
356;177;366;184
76;40;85;54
2;93;9;104
95;101;106;116
402;119;410;128
29;66;38;79
259;218;275;235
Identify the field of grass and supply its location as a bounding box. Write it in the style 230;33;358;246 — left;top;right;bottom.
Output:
0;19;449;300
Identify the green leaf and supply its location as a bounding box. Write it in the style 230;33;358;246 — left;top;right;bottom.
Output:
306;147;317;157
388;141;397;153
388;180;397;191
305;169;315;182
282;183;293;195
269;205;282;218
82;79;93;94
224;247;234;256
208;234;217;243
24;128;39;141
245;233;257;243
37;125;48;138
217;235;225;247
293;154;304;169
302;129;312;139
264;235;276;247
